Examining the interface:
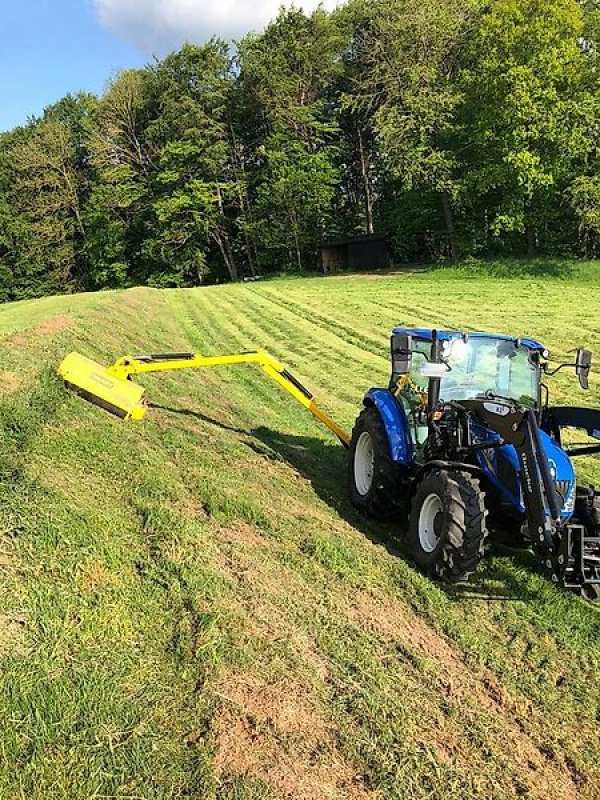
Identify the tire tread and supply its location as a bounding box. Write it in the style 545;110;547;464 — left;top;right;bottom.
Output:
409;468;487;583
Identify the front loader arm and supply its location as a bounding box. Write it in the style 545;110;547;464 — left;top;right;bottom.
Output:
459;398;600;590
59;349;350;447
460;400;563;575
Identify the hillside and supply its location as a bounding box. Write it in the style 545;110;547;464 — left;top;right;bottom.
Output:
0;263;599;799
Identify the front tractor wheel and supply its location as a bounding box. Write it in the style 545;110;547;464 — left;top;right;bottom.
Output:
348;406;405;520
408;469;487;583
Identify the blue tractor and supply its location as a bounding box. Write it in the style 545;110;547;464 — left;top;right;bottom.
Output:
348;329;600;600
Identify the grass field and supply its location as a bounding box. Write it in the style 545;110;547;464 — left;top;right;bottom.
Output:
0;260;599;799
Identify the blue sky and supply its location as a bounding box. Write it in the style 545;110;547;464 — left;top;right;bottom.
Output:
0;0;340;133
0;1;145;131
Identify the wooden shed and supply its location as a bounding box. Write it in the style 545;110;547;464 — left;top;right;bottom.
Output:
318;233;391;273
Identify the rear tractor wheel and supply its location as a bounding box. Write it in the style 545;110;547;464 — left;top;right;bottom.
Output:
348;406;405;520
408;469;488;582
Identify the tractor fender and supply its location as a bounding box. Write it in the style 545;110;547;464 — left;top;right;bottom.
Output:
363;389;413;466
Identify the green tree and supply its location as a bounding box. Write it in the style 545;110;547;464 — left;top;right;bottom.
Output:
0;93;97;300
335;5;379;236
238;8;343;270
460;0;589;254
84;69;157;287
341;0;482;261
254;136;339;270
147;42;242;283
8;118;82;295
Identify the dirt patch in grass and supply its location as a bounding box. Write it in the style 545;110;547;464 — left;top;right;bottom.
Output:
164;492;210;521
0;551;13;571
215;521;268;549
36;315;72;336
210;529;371;797
214;671;378;800
344;588;584;800
0;371;24;396
0;612;28;657
5;314;73;347
77;559;119;594
212;522;331;677
214;542;296;645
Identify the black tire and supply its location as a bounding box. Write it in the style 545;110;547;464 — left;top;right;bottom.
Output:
408;468;487;583
348;406;405;520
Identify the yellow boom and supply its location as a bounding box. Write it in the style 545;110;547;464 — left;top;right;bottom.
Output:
58;349;350;447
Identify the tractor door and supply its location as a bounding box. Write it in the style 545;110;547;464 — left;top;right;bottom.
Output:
392;338;431;452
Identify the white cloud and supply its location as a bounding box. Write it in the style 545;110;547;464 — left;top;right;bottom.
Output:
93;0;341;56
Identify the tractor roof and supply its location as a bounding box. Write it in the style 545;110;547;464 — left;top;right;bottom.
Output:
392;327;546;352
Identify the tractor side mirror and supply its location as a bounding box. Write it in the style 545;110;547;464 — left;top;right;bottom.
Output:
576;348;592;390
391;333;412;376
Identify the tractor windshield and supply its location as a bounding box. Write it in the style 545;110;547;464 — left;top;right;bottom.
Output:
439;337;539;407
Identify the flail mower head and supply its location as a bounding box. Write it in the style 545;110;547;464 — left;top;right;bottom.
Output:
58;352;148;420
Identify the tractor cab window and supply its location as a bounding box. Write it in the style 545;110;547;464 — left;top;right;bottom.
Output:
392;339;431;450
408;340;432;393
440;337;538;407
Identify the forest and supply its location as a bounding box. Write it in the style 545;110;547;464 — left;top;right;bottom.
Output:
0;0;599;299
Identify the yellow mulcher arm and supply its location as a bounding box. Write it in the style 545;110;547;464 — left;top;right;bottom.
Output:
58;349;350;447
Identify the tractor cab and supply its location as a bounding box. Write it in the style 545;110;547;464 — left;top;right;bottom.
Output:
389;329;547;457
390;328;594;439
391;328;546;406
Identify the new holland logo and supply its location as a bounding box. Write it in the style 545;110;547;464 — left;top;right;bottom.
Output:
520;452;533;494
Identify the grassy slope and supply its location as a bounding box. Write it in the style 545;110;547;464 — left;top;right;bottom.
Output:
0;262;599;799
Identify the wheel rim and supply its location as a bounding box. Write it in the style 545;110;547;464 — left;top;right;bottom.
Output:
419;493;443;553
354;431;375;496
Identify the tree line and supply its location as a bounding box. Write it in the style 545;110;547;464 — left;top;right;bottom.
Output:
1;0;599;300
